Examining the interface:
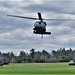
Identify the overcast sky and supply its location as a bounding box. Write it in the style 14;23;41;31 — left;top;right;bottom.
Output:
0;0;75;54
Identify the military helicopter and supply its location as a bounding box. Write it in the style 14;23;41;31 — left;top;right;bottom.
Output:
7;12;75;38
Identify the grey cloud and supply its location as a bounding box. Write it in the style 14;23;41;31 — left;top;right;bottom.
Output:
0;1;75;53
21;1;75;15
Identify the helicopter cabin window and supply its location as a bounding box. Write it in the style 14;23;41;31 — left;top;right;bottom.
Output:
34;21;46;28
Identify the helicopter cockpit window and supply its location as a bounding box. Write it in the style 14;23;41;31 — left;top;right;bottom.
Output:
34;21;46;28
36;22;38;24
34;22;38;26
41;22;46;28
35;21;40;26
38;22;41;24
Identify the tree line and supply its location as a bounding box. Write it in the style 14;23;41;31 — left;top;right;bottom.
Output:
0;48;75;63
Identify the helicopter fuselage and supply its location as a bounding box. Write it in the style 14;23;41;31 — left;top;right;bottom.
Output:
33;21;51;35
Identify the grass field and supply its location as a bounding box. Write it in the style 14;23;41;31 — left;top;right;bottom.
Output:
0;63;75;75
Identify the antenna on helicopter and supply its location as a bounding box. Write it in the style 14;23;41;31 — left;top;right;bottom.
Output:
41;34;43;38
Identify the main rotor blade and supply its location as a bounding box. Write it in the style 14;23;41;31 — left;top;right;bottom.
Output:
38;13;43;20
7;15;39;20
43;18;75;21
7;15;75;21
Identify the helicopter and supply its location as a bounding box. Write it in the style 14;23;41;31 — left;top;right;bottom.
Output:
7;12;51;38
7;12;75;38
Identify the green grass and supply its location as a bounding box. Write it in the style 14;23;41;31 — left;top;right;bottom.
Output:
0;63;75;75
